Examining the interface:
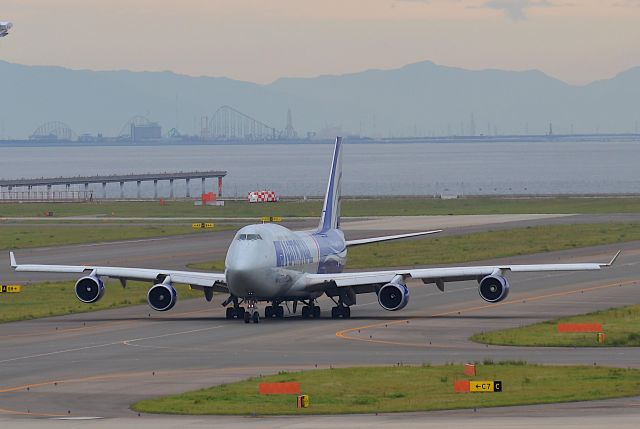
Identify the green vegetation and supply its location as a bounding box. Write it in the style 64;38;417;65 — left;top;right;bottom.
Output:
0;224;236;250
131;362;640;415
189;260;226;271
346;223;639;268
0;281;201;324
189;223;640;271
471;304;640;347
2;196;640;219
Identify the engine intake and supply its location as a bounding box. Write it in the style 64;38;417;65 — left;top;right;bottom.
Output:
478;275;510;303
378;282;409;311
147;283;177;312
75;275;105;304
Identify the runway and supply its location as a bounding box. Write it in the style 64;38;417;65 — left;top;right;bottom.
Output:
1;215;640;427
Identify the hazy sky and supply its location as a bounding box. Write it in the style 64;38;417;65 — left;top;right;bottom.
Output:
1;0;639;84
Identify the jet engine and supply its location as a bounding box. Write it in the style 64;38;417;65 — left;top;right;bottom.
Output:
147;283;177;312
478;275;510;303
75;275;105;303
378;282;409;311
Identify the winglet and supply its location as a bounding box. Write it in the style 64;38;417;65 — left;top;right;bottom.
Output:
602;250;621;267
10;251;17;268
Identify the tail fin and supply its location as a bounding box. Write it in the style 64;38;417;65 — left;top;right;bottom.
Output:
318;136;343;233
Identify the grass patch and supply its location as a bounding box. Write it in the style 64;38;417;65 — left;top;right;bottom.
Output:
2;197;640;219
188;260;226;272
0;281;202;324
131;363;640;415
346;223;639;269
188;223;640;271
471;304;640;347
0;224;235;250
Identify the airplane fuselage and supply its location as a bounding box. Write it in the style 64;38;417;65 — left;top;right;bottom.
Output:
0;22;12;37
224;223;347;300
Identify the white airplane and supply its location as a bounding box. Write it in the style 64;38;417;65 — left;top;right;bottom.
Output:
10;137;619;323
0;22;12;37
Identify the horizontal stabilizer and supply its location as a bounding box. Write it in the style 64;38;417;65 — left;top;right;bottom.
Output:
345;230;442;247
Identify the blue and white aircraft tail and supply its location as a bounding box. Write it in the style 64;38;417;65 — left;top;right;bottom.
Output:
9;137;620;323
318;136;343;233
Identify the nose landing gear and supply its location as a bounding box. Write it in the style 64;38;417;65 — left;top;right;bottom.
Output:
244;300;260;324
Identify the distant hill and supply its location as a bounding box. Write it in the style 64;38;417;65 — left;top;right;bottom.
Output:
1;60;639;139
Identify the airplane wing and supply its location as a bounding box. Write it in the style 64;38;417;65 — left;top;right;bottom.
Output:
304;251;620;291
9;252;227;290
345;230;442;246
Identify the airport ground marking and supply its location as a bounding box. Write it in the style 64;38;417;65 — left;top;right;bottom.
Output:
0;359;284;416
0;325;225;365
0;366;311;393
0;406;67;417
431;279;638;317
0;340;125;365
336;279;638;348
0;302;220;340
0;320;132;340
121;325;224;347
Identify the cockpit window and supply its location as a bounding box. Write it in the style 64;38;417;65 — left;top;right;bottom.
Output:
237;233;262;241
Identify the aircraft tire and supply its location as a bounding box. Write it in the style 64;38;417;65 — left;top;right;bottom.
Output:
236;307;245;319
344;306;351;319
265;306;273;318
225;307;234;320
302;306;310;319
276;306;284;318
252;312;260;323
331;307;338;319
313;306;321;318
244;311;251;323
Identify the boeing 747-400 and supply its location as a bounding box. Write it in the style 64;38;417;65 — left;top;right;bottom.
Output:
10;137;619;323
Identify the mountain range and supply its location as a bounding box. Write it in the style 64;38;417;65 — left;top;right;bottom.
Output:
1;59;639;139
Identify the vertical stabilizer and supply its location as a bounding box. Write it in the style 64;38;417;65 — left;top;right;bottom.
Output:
318;136;343;233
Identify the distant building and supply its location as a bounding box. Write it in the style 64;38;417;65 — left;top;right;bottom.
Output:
131;123;161;141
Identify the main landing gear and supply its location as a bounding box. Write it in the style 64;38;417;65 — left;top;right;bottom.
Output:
265;303;284;319
301;303;321;319
223;297;284;323
225;297;245;320
331;305;351;319
327;295;351;319
225;306;246;320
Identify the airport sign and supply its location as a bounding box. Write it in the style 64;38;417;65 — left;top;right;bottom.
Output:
1;284;21;293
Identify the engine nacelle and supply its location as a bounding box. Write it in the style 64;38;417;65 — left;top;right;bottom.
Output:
378;282;409;311
75;275;105;304
478;275;510;303
147;283;177;312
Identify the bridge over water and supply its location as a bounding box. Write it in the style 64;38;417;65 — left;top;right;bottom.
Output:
0;171;227;201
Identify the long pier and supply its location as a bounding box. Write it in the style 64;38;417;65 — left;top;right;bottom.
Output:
0;171;227;201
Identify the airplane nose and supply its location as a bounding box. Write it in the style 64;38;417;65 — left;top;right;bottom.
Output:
225;240;272;297
226;268;268;297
